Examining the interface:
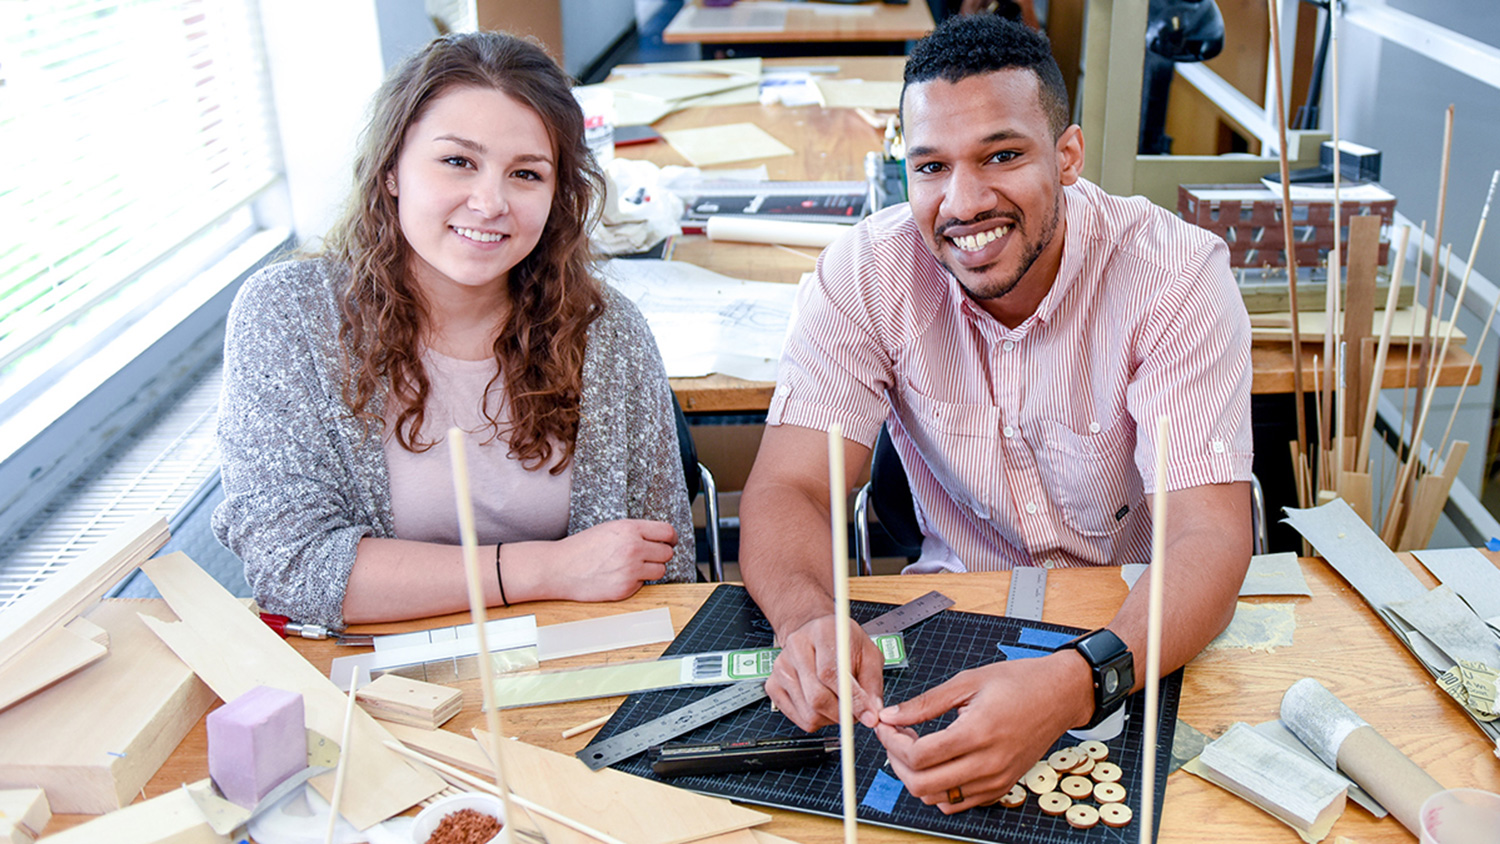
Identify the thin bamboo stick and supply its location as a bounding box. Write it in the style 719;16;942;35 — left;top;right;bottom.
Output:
1267;0;1309;461
1323;9;1344;492
1415;106;1455;419
1139;416;1170;844
1432;171;1500;472
829;424;858;844
450;428;516;844
324;668;361;844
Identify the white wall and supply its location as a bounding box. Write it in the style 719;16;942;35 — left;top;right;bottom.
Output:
257;0;388;245
1334;3;1500;544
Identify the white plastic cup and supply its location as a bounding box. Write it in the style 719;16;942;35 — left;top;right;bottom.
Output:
1418;788;1500;844
572;87;615;168
411;792;506;844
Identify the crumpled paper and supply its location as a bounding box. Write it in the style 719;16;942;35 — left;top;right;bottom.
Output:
589;158;688;256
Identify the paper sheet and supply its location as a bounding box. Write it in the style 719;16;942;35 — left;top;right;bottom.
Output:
662;122;794;167
816;79;903;110
1412;547;1500;625
602;258;800;381
1240;551;1314;596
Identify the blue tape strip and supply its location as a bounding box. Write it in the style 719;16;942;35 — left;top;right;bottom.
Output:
861;769;904;814
1018;628;1073;650
998;644;1052;661
1488;537;1500;552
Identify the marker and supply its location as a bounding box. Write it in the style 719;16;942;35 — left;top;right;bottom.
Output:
649;735;839;778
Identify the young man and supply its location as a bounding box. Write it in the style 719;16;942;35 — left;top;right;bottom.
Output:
739;16;1253;813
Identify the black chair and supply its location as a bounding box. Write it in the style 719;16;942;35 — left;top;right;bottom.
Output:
852;424;1268;574
671;394;724;582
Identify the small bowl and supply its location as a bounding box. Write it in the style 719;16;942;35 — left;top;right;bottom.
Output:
411;792;506;844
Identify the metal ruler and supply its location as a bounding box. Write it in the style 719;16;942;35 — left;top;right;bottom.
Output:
1005;566;1047;621
577;590;954;770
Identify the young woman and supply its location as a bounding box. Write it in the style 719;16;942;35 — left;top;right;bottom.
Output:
213;32;695;627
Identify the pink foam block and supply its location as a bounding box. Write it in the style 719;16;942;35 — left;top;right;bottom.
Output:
206;685;306;808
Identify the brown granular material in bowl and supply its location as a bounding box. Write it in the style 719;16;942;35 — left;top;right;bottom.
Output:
425;807;503;844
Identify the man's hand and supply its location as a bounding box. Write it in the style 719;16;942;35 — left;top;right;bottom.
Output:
874;652;1092;813
766;614;887;731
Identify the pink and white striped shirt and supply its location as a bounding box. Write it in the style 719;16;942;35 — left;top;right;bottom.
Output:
768;178;1252;571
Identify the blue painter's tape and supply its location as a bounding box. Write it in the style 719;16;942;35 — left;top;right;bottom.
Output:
1018;628;1074;650
1488;537;1500;552
861;769;904;814
998;644;1052;661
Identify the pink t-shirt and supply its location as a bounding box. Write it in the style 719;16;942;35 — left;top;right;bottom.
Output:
769;178;1253;572
384;349;572;545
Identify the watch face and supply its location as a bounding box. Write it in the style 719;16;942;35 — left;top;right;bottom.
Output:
1103;667;1119;695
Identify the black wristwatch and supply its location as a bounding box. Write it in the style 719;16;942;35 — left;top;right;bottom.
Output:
1059;628;1134;729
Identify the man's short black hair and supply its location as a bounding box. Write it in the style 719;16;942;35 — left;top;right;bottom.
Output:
902;15;1071;139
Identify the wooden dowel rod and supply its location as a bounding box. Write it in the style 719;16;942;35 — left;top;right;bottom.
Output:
560;713;611;740
1139;416;1170;844
449;429;517;844
1268;0;1308;460
1415;105;1455;419
1322;10;1344;492
1433;171;1500;471
324;667;360;844
828;423;858;844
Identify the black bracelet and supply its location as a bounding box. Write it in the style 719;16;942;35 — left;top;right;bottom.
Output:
494;543;509;607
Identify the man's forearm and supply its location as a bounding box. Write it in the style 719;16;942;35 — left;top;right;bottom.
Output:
739;477;841;635
1108;483;1250;692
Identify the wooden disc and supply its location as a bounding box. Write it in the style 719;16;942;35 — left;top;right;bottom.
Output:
997;784;1026;808
1079;740;1109;761
1038;792;1072;815
1060;775;1094;799
1065;803;1100;829
1069;755;1095;776
1100;802;1134;828
1094;782;1127;804
1091;761;1122;783
1047;748;1081;772
1024;765;1059;795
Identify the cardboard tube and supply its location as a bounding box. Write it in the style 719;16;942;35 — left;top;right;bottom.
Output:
705;216;847;248
1281;678;1444;837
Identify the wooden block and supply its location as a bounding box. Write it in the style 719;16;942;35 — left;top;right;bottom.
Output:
0;513;167;671
475;728;770;844
0;788;49;844
356;674;461;730
0;626;106;713
138;552;443;830
40;780;227;844
0;601;214;814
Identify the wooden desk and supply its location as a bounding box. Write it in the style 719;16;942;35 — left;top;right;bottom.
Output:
56;556;1500;841
664;1;934;46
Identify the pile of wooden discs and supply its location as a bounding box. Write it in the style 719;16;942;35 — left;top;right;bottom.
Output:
991;740;1132;829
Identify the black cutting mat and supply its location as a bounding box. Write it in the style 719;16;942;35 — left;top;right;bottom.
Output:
592;585;1181;844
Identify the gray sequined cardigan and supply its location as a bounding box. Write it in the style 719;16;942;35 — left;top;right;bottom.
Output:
211;260;695;628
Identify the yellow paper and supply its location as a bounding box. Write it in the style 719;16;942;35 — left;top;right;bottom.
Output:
662;122;795;167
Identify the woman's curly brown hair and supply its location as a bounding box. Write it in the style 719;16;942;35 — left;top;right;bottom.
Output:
320;31;605;473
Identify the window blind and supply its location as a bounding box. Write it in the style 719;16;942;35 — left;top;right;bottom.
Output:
0;0;281;404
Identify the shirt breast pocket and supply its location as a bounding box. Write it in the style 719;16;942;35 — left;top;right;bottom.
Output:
1034;416;1142;537
895;386;1000;521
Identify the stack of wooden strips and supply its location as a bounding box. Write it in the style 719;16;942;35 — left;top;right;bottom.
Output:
356;673;463;730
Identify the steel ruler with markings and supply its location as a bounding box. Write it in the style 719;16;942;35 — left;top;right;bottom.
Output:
1005;565;1047;621
577;590;954;770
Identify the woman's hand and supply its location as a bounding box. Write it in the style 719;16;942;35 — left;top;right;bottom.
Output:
518;519;678;602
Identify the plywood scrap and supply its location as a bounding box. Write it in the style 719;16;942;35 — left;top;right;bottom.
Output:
138;552;443;830
41;779;227;844
475;728;770;844
0;600;214;814
0;625;106;713
0;788;49;844
356;674;461;729
1187;722;1346;843
0;513;167;670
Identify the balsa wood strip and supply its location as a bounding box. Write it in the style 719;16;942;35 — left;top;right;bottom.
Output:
474;728;770;844
0;625;106;713
0;787;49;844
138;553;443;830
0;513;167;671
40;780;227;844
0;601;213;814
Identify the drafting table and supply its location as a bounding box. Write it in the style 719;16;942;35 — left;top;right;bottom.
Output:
44;556;1500;840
